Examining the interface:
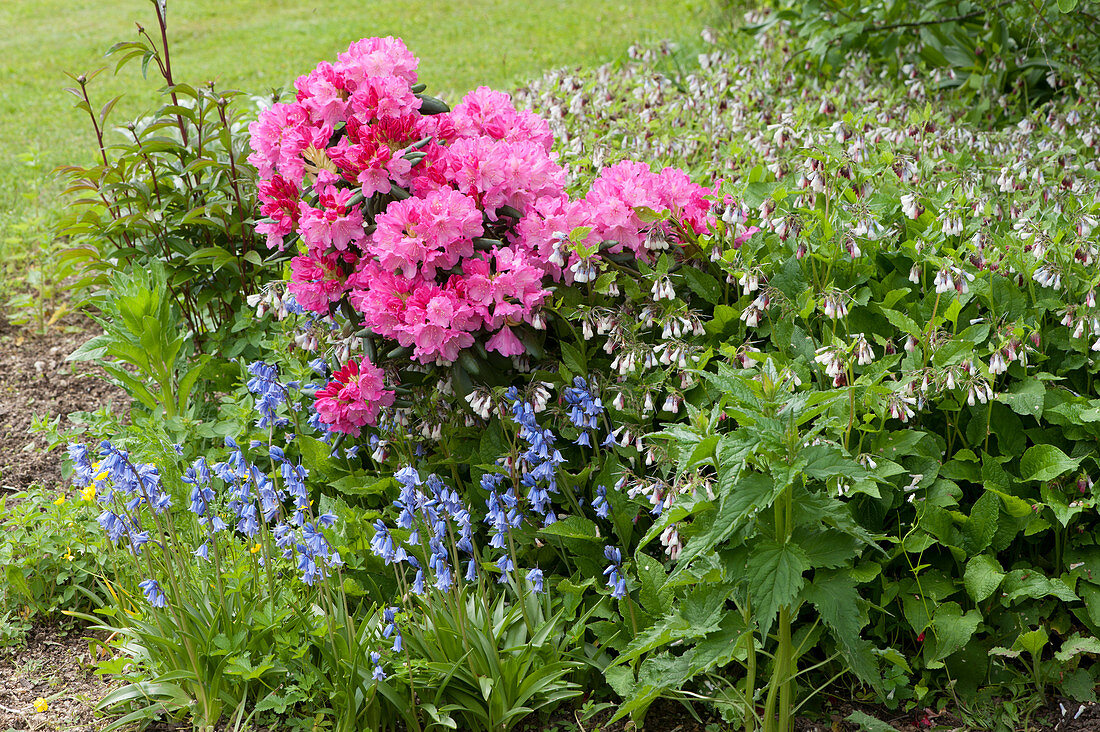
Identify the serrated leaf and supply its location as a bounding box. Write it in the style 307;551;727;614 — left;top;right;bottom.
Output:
963;554;1005;602
846;710;900;732
1055;634;1100;663
1020;444;1081;482
805;572;881;687
747;540;809;635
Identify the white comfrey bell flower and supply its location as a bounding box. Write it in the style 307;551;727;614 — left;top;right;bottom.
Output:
901;192;922;219
989;350;1007;375
909;264;922;284
854;334;874;366
739;270;760;295
933;269;953;294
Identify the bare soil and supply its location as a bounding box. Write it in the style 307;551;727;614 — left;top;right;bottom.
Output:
0;623;115;731
0;315;128;494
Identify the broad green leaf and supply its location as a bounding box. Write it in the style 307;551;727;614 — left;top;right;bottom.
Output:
879;308;920;336
680;266;720;304
1001;569;1079;604
667;472;776;581
1020;444;1081;482
1055;633;1100;663
961;490;999;554
963;554;1005;603
636;552;672;617
560;341;586;377
997;378;1045;417
930;602;982;662
539;515;600;541
746;540;809;635
1015;627;1049;658
805;572;881;687
847;710;900;732
1062;668;1096;703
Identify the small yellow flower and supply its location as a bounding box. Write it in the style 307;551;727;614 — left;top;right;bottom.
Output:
94;471;109;482
250;543;262;554
81;485;96;502
33;698;48;713
53;494;66;506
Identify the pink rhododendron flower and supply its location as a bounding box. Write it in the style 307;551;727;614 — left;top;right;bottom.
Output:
336;36;419;87
313;356;395;436
295;61;348;128
251;35;720;375
449;86;554;151
582;160;714;258
416;136;565;218
298;172;366;253
486;326;525;357
287;251;354;314
368;188;482;278
257;175;302;250
248;102;310;181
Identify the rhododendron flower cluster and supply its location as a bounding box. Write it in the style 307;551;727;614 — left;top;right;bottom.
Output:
314;356;395;436
249;36;717;411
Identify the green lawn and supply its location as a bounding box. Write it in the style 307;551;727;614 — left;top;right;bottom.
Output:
0;0;707;219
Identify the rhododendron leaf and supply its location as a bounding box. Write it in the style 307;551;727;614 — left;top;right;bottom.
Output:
415;94;450;115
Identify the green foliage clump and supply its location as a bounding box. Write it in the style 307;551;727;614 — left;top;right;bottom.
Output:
744;0;1100;118
55;1;286;353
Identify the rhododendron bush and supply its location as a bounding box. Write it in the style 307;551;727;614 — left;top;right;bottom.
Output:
249;36;716;433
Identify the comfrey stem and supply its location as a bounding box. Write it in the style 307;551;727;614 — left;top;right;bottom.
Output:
742;599;757;732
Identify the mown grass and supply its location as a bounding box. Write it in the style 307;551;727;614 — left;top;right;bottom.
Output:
0;0;708;221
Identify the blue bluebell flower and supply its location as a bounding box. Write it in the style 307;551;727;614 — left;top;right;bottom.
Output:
593;485;610;519
527;567;544;593
138;578;167;608
604;546;627;599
